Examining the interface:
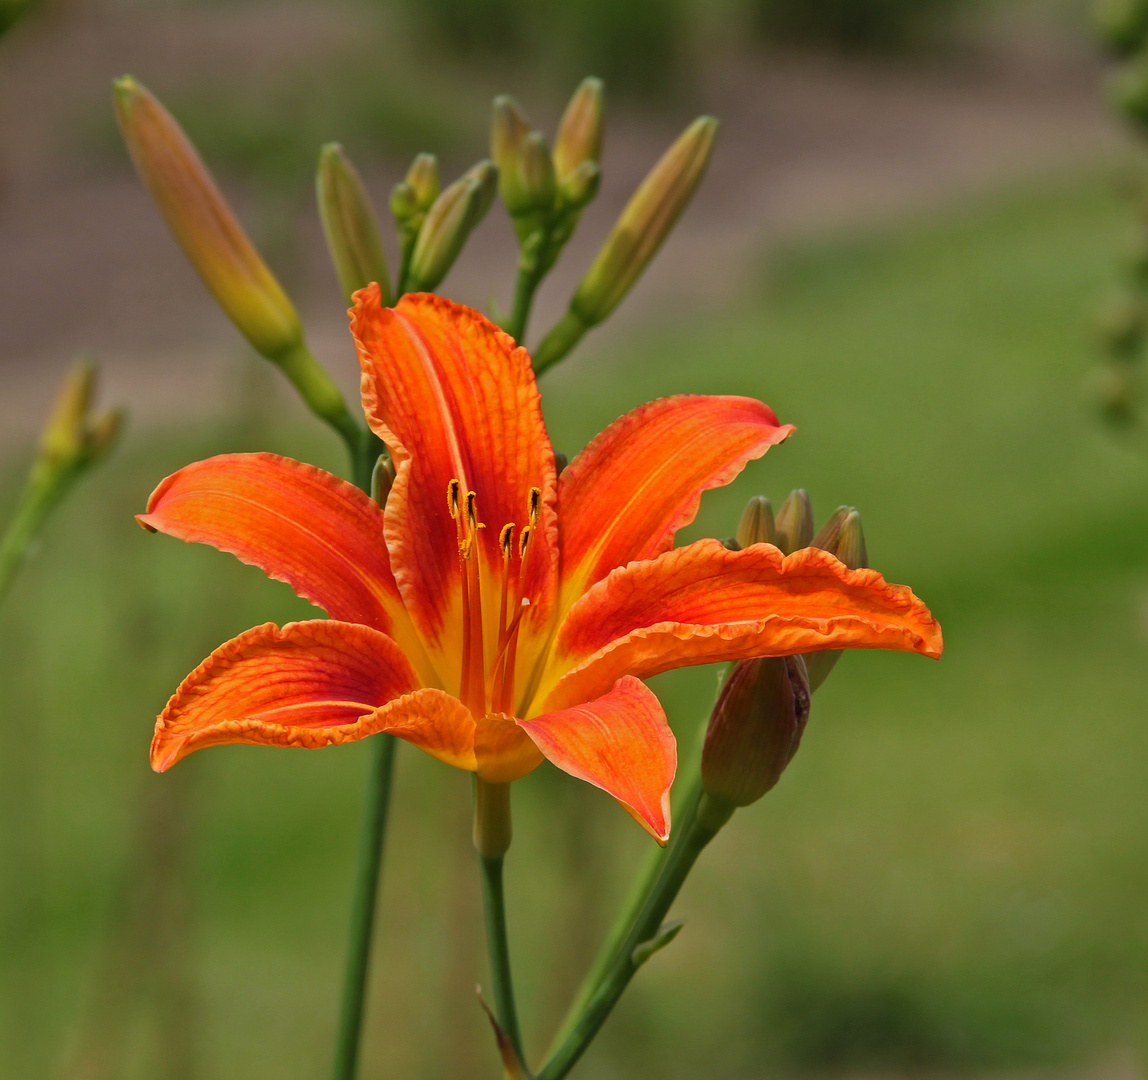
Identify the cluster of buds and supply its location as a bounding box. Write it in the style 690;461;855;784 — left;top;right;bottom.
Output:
492;80;604;287
702;492;868;810
391;154;498;295
1094;0;1148;428
533;112;717;370
112;71;719;481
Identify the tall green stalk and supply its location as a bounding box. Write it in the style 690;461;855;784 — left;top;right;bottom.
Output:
330;732;398;1080
328;426;396;1080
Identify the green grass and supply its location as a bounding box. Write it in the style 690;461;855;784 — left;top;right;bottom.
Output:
2;168;1147;1080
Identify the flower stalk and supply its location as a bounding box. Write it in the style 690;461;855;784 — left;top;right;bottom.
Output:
0;361;121;605
330;733;397;1080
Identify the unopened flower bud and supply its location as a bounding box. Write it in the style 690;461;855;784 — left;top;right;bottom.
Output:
701;655;810;808
406;153;440;211
805;507;868;690
406;164;496;293
316;143;391;305
39;360;123;474
518;131;557;213
737;495;775;549
559;160;601;211
113;76;303;362
553;77;604;184
390;181;419;223
774;489;814;554
492;95;533;215
371;453;395;506
569;115;717;328
463;158;498;221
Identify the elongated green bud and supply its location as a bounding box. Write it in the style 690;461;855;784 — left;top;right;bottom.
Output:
553;77;604;184
805;508;868;690
406;162;496;293
774;489;814;554
569;116;717;327
38;360;123;474
390;181;418;223
316;143;391;305
463;158;498;221
737;495;775;549
113;76;304;361
701;655;810;808
406;152;440;212
518;131;557;213
559;160;601;211
492;95;533;215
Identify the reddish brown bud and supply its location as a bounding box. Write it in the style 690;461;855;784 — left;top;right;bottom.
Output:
701;655;810;808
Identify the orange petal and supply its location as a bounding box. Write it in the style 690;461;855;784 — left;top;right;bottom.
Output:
542;540;942;712
475;714;545;783
350;289;558;686
518;677;676;843
138;453;430;680
152;620;420;770
364;688;478;771
557;395;792;606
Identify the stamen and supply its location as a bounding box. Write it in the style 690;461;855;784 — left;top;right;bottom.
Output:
464;492;486;714
518;525;533;559
498;523;516;559
447;478;461;518
528;486;541;526
467;490;485;534
496;598;530;715
489;523;517;709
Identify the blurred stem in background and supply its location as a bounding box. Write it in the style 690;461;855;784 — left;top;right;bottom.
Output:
0;361;120;1077
0;361;121;607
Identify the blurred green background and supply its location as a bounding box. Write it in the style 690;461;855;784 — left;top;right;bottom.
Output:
3;0;1148;1078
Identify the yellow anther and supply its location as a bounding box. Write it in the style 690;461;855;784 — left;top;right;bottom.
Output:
447;478;461;518
459;536;473;560
528;486;541;526
466;490;483;533
519;524;533;558
499;523;516;559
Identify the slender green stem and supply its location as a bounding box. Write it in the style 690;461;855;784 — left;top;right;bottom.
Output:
0;465;72;607
547;713;714;1055
352;429;385;494
537;792;734;1080
330;732;398;1080
327;310;396;1080
531;311;588;377
473;778;525;1068
505;262;544;345
544;786;696;1058
481;854;526;1067
275;342;363;457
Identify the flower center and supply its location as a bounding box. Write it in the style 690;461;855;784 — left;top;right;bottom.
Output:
447;479;541;717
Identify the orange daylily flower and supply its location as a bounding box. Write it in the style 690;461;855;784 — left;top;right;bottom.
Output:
141;291;942;842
